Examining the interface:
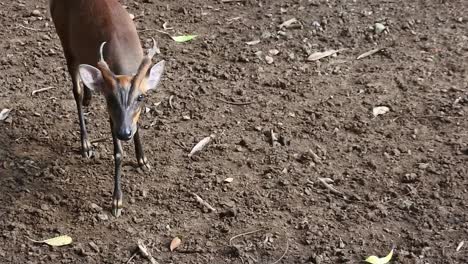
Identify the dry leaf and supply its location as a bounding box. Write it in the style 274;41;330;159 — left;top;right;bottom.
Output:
28;235;73;247
0;109;11;121
224;177;234;183
307;49;346;61
365;249;393;264
246;39;260;45
171;35;197;42
372;106;390;117
170;237;181;252
188;134;214;157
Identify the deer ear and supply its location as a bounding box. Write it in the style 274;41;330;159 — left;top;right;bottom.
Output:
145;60;165;91
79;64;104;92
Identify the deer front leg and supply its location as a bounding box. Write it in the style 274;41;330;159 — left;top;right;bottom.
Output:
72;70;93;158
134;127;151;171
110;120;124;217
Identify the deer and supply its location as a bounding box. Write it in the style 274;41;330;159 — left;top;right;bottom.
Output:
49;0;165;217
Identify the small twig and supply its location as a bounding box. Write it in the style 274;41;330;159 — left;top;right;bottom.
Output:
216;98;253;106
90;137;110;144
191;192;216;212
137;240;159;264
168;95;174;109
229;229;263;246
125;252;138;264
309;178;343;196
221;0;246;3
31;86;54;96
16;24;48;32
270;238;289;264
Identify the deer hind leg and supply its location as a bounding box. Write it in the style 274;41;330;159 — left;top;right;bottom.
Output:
82;86;92;107
134;127;151;171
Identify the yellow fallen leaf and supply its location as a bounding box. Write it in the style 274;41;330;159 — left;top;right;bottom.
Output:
170;237;181;252
171;35;198;43
28;235;73;247
365;249;393;264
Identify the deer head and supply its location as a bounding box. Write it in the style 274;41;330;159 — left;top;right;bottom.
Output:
78;39;165;141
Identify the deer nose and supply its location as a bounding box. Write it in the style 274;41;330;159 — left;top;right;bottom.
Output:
117;127;133;141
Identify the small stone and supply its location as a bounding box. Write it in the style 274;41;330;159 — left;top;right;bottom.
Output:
265;55;274;64
31;10;41;17
40;204;50;211
88;241;100;253
90;203;102;212
269;49;280;56
418;163;429;169
374;23;386;34
41;34;51;41
182;115;191;120
97;213;109;221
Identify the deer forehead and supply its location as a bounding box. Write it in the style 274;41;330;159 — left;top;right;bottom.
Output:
114;75;148;93
115;75;133;89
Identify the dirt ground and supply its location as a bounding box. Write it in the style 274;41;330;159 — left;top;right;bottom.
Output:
0;0;467;263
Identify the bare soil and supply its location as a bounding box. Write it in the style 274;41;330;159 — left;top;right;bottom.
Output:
1;0;467;263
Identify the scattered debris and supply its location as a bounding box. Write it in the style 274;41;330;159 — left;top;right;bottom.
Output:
162;21;173;30
372;106;390;117
456;241;464;252
357;48;384;60
246;39;260;45
16;24;47;32
307;49;346;61
271;238;289;264
279;18;301;29
229;229;263;246
269;49;280;55
188;134;215;157
27;235;73;247
224;177;234;183
374;23;386;34
0;109;11;121
170;237;181;252
171;35;198;43
308;149;323;164
310;177;344;196
216;98;253;105
265;55;274;64
221;0;246;3
192;192;216;212
169;95;175;109
129;240;159;264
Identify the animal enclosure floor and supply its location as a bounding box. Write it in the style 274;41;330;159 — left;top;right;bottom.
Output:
0;0;467;263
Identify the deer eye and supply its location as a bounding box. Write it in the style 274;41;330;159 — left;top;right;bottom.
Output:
137;94;145;102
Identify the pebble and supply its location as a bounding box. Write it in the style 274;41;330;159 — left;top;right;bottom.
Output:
31;10;41;17
374;23;386;34
90;203;102;211
265;56;274;64
97;213;109;221
269;49;280;56
88;241;100;253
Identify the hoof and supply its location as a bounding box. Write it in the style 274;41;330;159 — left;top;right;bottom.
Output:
81;140;94;159
111;197;123;217
138;157;152;171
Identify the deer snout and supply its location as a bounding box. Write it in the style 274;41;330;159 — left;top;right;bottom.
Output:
117;127;133;141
